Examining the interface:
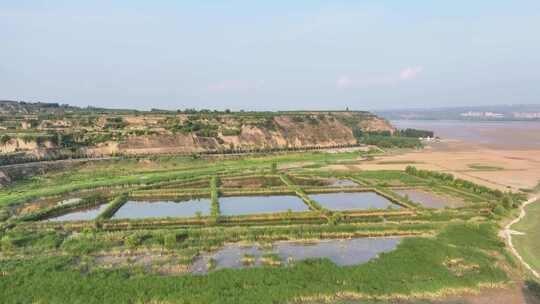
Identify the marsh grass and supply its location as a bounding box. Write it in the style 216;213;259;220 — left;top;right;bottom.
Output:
0;223;509;304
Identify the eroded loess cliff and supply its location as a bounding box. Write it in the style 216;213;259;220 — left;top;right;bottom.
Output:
89;112;394;155
0;109;394;158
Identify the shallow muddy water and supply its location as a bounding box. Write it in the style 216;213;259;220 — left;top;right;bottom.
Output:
47;203;109;221
191;237;402;273
393;189;464;209
219;195;309;216
392;120;540;150
112;198;212;219
308;192;400;210
325;179;358;187
220;176;284;188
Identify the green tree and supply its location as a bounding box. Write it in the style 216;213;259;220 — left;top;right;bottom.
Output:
271;162;278;174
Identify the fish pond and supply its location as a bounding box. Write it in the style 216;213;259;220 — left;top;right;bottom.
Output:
219;195;309;216
112;198;212;219
308;192;400;211
325;178;358;187
46;203;109;222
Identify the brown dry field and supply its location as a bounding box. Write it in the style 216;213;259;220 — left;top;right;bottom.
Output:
325;139;540;192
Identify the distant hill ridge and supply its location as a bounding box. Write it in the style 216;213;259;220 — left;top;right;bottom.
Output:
0;100;394;161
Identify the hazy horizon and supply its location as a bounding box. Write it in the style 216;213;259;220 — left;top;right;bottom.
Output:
2;1;540;111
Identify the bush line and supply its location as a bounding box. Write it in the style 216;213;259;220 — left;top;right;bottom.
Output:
97;194;128;220
210;176;220;223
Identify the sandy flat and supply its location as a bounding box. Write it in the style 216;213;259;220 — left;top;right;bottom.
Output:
324;142;540;191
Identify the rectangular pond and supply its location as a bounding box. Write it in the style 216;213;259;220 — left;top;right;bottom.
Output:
191;237;402;273
46;203;109;222
393;189;465;209
325;178;358;187
308;192;401;210
221;176;284;188
219;195;309;216
111;198;212;220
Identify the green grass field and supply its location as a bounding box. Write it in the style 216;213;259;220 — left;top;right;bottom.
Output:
0;223;510;304
512;199;540;275
0;152;526;303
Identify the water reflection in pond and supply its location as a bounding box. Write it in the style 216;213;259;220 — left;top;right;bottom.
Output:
191;237;401;273
219;195;309;216
326;179;358;187
112;198;212;219
47;204;109;222
308;192;400;210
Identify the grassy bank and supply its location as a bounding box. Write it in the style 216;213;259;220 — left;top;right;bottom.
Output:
512;199;540;274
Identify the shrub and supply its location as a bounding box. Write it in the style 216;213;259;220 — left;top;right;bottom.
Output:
396;128;434;138
271;162;278;174
97;194;128;220
360;135;422;149
124;233;144;248
222;129;241;136
164;233;178;249
0;210;9;221
210;176;220;223
0;236;15;251
0;134;11;145
502;196;512;209
493;205;506;216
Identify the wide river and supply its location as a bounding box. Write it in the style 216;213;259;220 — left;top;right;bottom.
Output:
392;120;540;150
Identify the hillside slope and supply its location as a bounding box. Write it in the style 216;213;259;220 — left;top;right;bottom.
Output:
0;102;394;159
91;112;393;155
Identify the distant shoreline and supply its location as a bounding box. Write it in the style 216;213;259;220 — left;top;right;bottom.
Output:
390;119;540;123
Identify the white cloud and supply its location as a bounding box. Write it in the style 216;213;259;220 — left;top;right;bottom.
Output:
208;80;264;92
337;66;424;89
399;66;423;80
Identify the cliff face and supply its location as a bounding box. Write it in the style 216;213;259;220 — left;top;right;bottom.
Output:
0;110;394;157
0;138;55;154
87;112;394;155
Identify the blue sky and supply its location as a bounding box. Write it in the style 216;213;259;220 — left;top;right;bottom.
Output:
1;1;540;110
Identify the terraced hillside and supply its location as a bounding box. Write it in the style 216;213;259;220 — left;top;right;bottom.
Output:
0;101;394;161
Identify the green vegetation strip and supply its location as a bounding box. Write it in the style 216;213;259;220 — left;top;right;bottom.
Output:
97;194;128;220
372;187;416;209
219;187;294;197
130;189;210;198
512;199;540;275
467;164;504;171
279;174;324;212
406;166;524;202
210;176;220;223
0;152;360;208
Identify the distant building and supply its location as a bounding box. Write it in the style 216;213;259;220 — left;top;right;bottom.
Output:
484;112;505;118
512;112;540;119
460;111;483;117
459;111;504;118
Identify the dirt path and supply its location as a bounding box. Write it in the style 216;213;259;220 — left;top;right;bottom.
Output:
503;195;540;279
